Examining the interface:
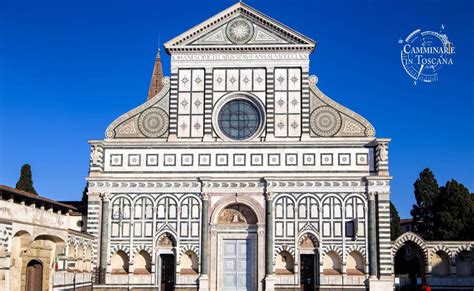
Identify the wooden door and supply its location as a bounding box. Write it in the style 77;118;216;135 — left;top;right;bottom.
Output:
26;260;43;291
300;254;315;291
160;254;175;291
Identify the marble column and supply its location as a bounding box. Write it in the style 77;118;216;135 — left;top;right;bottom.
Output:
199;192;209;291
98;193;109;284
265;192;275;290
368;191;378;278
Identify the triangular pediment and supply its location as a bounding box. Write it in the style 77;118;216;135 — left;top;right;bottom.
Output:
164;2;315;52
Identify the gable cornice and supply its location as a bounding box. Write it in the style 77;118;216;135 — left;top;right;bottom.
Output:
164;2;315;52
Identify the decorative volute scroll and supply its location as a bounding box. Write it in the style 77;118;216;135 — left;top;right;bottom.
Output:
164;2;315;52
308;75;376;137
105;77;170;139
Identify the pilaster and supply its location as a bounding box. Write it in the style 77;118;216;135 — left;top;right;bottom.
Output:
265;66;275;140
368;191;378;279
98;192;110;284
199;192;209;291
168;68;179;138
300;66;310;140
264;191;275;291
203;68;214;141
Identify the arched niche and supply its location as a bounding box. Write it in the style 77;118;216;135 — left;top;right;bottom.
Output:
456;250;473;276
323;251;342;275
133;250;152;274
432;251;450;276
85;246;93;272
67;241;75;259
275;251;294;274
346;251;365;275
12;230;33;249
111;250;129;274
217;203;258;225
180;251;199;274
76;245;84;271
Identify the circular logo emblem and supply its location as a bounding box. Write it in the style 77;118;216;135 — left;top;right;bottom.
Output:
400;28;454;84
226;18;254;44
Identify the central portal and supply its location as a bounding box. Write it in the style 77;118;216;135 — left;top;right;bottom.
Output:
223;239;252;291
211;202;262;291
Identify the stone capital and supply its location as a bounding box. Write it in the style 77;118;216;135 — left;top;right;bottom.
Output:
201;192;209;201
265;192;274;201
367;191;377;201
99;192;110;201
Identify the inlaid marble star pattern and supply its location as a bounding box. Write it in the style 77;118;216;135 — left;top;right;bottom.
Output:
277;99;285;107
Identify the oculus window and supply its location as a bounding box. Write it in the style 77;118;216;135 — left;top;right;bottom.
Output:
217;99;261;140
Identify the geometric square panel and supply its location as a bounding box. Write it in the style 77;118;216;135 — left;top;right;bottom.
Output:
285;153;298;166
320;153;333;166
338;153;351;166
250;154;263;166
128;154;141;166
303;153;316;166
181;154;194;166
216;154;228;166
146;154;159;166
233;154;246;166
198;154;211;166
268;153;280;166
110;154;123;167
163;154;176;166
356;153;369;166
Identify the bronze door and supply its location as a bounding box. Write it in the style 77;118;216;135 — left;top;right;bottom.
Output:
300;254;315;291
160;254;175;291
26;260;43;291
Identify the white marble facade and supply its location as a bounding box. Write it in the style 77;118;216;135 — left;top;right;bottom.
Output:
87;3;392;291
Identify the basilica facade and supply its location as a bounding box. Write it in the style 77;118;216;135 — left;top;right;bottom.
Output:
87;3;393;291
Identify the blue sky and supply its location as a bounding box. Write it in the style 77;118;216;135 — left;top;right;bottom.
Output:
0;0;472;217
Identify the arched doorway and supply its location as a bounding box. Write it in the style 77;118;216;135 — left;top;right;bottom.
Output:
213;203;259;291
25;259;43;291
156;233;176;291
299;234;319;291
394;242;425;291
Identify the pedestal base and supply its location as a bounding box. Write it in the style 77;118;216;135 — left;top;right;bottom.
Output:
264;274;275;291
369;277;393;291
199;274;209;291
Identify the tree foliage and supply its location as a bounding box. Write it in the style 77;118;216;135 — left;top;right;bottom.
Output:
15;164;38;195
434;180;474;240
390;201;401;240
411;168;439;240
410;168;473;240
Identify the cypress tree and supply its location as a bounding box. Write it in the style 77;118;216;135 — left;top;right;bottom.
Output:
81;185;88;203
410;168;439;240
434;180;474;240
390;201;401;240
15;164;38;195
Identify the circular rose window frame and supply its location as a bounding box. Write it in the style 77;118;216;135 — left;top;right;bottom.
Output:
213;92;266;141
